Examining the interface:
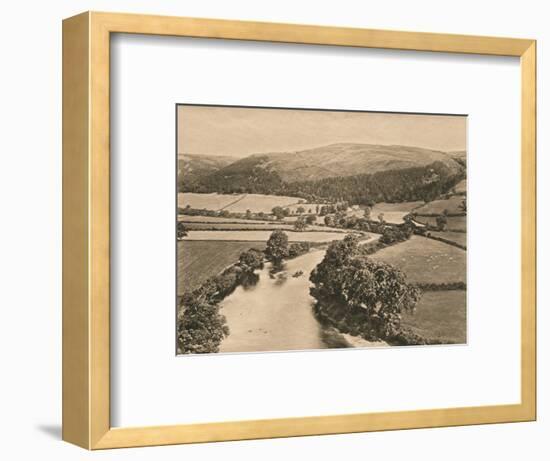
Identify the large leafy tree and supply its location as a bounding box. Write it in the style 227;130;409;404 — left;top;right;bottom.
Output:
363;206;372;220
271;206;287;220
177;299;229;354
305;215;316;225
238;248;265;273
265;230;289;265
293;217;308;231
436;213;448;231
310;235;420;340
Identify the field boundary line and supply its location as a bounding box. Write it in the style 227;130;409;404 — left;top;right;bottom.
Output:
218;193;247;211
424;234;467;251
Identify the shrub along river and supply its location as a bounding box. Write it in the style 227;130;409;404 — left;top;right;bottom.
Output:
218;249;385;353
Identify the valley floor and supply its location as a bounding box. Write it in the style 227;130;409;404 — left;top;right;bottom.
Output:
177;192;467;350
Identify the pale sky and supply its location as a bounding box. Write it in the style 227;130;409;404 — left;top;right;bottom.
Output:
177;105;467;157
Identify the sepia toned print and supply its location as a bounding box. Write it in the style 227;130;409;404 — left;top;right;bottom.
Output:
176;105;467;355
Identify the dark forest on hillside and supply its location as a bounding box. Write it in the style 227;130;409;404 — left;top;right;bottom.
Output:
181;160;465;205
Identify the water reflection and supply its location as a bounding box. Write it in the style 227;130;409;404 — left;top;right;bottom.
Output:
268;261;286;277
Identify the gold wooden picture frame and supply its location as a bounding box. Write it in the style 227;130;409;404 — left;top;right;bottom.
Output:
62;11;536;449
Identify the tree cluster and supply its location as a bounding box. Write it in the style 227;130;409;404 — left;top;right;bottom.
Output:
309;235;420;341
264;230;289;266
178;247;265;354
264;230;312;266
293;217;308;231
288;242;312;259
271;206;290;220
379;224;414;245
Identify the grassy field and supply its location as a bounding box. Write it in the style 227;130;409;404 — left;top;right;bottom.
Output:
178;192;244;211
178;214;268;224
182;222;346;232
414;195;466;215
179;192;303;214
371;236;466;285
401;290;467;344
184;222;292;231
370;201;424;224
429;231;467;248
453;179;467;194
415;215;467;232
281;215;325;224
177;240;265;295
222;193;301;213
183;230;351;242
372;201;424;213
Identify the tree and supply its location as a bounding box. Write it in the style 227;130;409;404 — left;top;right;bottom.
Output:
380;226;412;245
356;218;371;232
345;216;358;229
334;211;347;226
436;213;448;231
317;234;359;270
294;217;308;231
177;222;188;240
316;205;320;214
213;268;241;298
177;298;229;354
265;230;289;265
309;235;420;340
238;248;264;273
459;199;467;212
288;242;311;258
306;215;316;225
378;212;385;223
271;206;286;220
245;209;252;219
324;215;333;227
337;201;349;212
364;206;372;220
297;206;305;215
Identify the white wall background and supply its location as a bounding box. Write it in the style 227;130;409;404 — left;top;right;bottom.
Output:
0;0;547;459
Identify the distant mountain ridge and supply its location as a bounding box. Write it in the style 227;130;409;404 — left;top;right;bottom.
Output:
178;153;234;186
180;143;466;204
232;143;463;183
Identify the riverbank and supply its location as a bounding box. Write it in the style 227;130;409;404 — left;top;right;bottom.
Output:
219;250;326;352
218;247;385;353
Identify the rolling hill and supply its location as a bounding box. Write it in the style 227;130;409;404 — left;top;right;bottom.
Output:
177;153;234;186
445;150;467;167
182;143;466;204
208;143;463;184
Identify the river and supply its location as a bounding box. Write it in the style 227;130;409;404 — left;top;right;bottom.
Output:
218;248;384;353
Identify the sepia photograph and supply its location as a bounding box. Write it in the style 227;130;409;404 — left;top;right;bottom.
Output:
176;105;467;355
